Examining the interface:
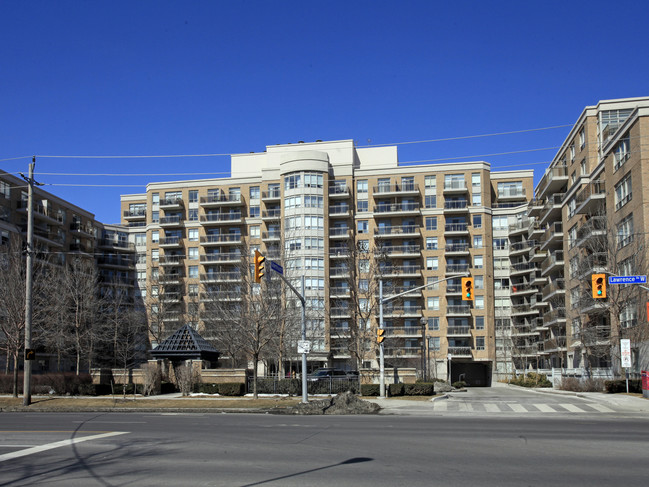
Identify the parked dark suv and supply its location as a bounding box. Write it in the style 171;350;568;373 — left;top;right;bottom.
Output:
306;368;350;382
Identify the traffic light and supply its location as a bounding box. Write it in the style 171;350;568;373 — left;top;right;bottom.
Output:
377;328;385;344
254;250;266;283
592;273;606;299
461;277;474;301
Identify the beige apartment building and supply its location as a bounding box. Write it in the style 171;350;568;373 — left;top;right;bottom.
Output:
121;141;533;384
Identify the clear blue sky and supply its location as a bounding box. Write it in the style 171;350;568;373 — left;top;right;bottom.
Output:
1;0;648;224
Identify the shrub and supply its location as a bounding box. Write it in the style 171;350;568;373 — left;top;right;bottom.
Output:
404;383;434;396
604;379;642;394
388;383;404;397
509;372;552;388
78;383;112;396
195;383;220;394
361;384;380;397
218;382;245;396
452;380;467;389
161;381;176;394
254;378;301;395
560;377;605;392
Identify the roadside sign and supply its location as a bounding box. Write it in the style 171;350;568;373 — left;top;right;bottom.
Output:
608;275;647;285
24;349;35;360
621;339;632;368
270;261;283;275
297;340;311;354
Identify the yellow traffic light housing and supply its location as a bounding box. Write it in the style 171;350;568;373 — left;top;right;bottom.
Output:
377;328;385;344
592;273;606;299
461;277;474;301
254;250;266;283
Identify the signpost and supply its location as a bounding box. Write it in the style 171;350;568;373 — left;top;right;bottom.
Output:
270;261;283;275
608;275;647;285
621;338;631;393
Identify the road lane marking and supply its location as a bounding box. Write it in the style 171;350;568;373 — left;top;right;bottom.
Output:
560;403;586;413
508;404;527;413
535;404;557;413
0;431;128;463
484;403;500;412
589;404;615;413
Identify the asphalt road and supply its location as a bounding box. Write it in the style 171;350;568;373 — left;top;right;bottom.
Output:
1;410;648;486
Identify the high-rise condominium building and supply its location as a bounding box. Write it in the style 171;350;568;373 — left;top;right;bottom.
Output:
121;141;533;384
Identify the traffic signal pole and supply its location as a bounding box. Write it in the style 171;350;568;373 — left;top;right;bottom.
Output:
378;272;468;398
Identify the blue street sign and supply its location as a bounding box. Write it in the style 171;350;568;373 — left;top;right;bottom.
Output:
608;275;647;285
270;261;284;275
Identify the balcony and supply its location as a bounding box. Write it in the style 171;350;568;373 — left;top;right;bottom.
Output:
329;184;350;198
123;208;147;221
159;215;183;227
330;306;352;318
69;222;94;237
261;189;281;201
510;262;536;276
510;239;537;255
539;193;564;225
329;287;350;299
540;250;564;276
159;197;183;210
200;234;242;246
200;253;242;264
200;194;244;207
373;183;419;196
511;303;536;316
443;200;469;213
386;327;423;338
159;255;183;266
380;265;421;277
384;347;421;358
544;308;566;327
446;263;470;275
159;236;183;247
380;244;421;258
16;202;64;225
448;346;472;357
443;181;468;193
329;227;350;239
447;326;471;337
510;281;537;296
329;247;350;259
262;209;281;220
445;243;470;255
329;205;350;218
540;222;563;250
537;165;568;198
444;223;469;235
508;217;533;236
382;305;422;317
199;291;242;302
98;239;135;251
330;267;350;279
200;272;240;283
575;253;607;278
262;232;281;242
374;225;420;238
157;273;184;284
575;181;606;215
96;255;134;268
498;188;527;201
447;305;471;316
373;202;420;216
200;212;242;225
573;217;606;248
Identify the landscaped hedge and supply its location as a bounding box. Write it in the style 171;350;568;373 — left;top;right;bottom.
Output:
509;372;552;388
388;383;405;396
0;373;93;395
604;379;642;394
404;382;435;395
194;382;245;396
360;384;380;397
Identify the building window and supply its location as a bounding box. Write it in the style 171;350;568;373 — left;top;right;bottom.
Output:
188;266;199;278
617;214;634;249
428;317;439;331
250;225;260;239
284;174;302;190
357;240;369;253
472;193;481;206
429;337;441;351
614;135;631;170
249;186;260;200
151;249;159;262
427;297;440;310
473;215;482;229
152;193;159;205
151;231;159;243
492;215;508;230
134;233;146;246
475;316;484;330
188;247;198;260
426;256;438;270
473;255;483;269
426;276;439;290
615;174;632;211
151;211;159;223
425;195;436;208
249;206;260;218
473;235;483;248
475;296;484;309
579;128;585;149
357;200;368;212
493;238;508;250
304;173;323;188
188;190;198;203
357;179;368;195
188;209;198;221
188;284;198;297
444;174;465;190
425;217;437;231
0;180;10;198
426;237;438;250
475;336;485;350
570;144;575;162
357;220;368;234
471;173;481;190
425;175;436;190
188;228;199;242
474;276;483;289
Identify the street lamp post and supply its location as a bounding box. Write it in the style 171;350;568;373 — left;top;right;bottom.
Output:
420;316;427;382
379;272;468;398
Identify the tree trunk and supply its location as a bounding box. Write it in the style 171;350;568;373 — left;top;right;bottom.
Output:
252;353;258;399
12;352;19;397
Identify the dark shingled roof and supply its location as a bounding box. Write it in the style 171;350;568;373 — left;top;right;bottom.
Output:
151;324;220;362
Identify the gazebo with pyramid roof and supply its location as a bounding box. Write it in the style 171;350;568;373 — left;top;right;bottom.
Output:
151;324;220;363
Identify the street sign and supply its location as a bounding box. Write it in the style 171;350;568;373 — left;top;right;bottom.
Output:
621;339;632;368
270;261;283;275
608;275;647;285
24;349;35;360
297;340;311;354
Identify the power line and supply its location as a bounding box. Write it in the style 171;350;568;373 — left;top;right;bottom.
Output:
400;146;561;164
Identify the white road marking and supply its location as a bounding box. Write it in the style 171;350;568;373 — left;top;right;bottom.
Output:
561;403;586;413
508;404;528;413
535;404;557;413
434;401;447;411
0;431;128;463
589;403;615;413
484;403;500;412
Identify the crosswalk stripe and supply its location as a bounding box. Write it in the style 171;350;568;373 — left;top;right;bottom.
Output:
484;403;500;412
561;403;586;413
534;404;557;413
508;403;527;413
589;403;615;413
434;401;447;411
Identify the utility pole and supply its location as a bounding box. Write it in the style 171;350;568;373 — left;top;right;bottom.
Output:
20;157;42;407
